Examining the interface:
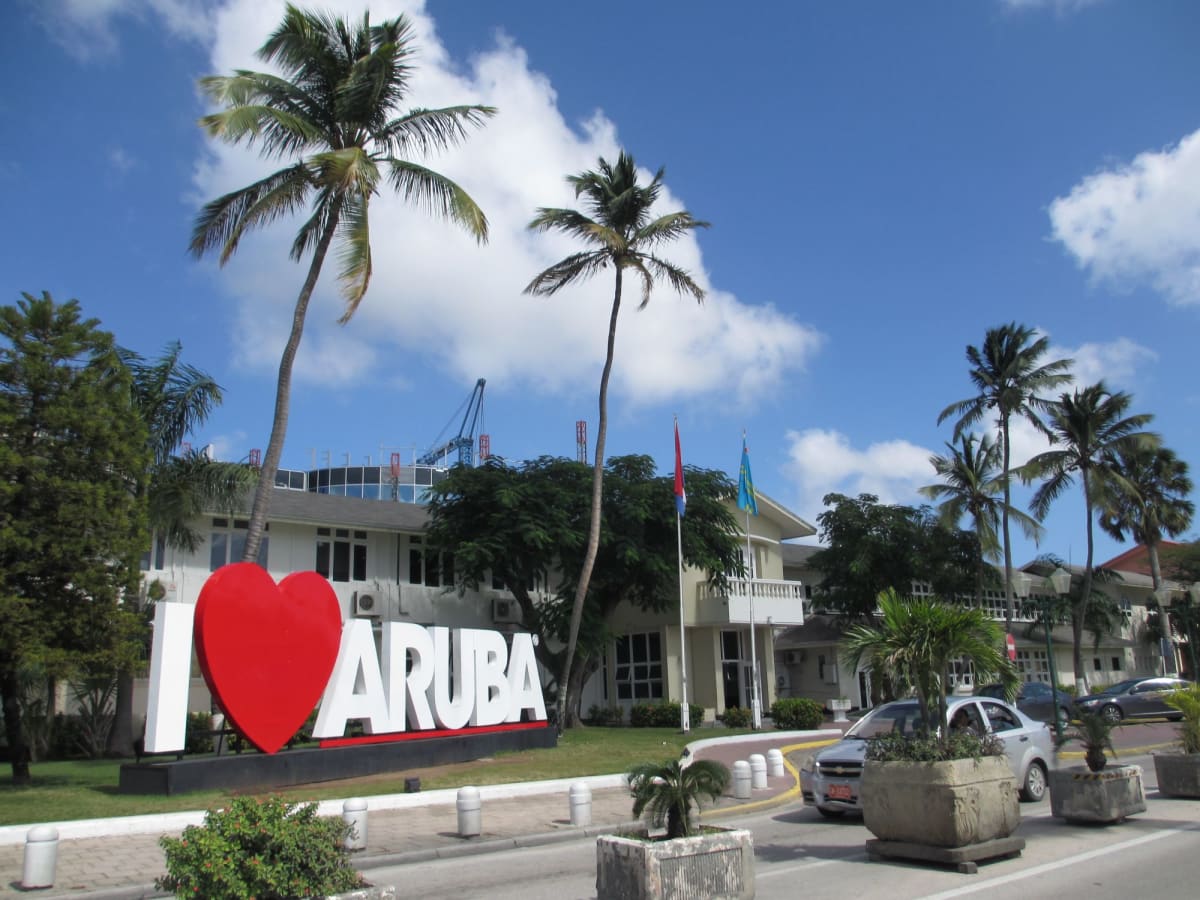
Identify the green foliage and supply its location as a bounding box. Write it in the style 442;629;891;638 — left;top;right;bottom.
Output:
809;494;983;619
628;758;729;839
630;702;701;729
842;590;1017;742
185;712;214;756
717;706;753;728
156;796;363;900
769;698;824;730
68;675;116;759
586;705;625;727
1058;711;1116;772
1165;684;1200;755
865;730;1004;763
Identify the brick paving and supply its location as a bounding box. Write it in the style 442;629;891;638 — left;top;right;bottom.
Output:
0;728;843;899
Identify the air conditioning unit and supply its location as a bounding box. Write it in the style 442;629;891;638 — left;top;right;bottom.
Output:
492;597;522;624
354;591;382;617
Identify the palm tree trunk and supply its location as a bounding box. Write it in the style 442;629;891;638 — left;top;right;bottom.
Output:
1074;468;1096;694
1148;541;1162;591
2;665;32;785
106;672;136;757
557;268;623;733
241;204;342;564
1001;413;1015;634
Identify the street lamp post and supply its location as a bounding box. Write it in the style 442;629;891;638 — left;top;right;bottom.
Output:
1047;567;1071;743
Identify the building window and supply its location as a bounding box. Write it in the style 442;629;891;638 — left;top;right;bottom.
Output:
614;632;663;701
141;532;167;571
1112;656;1122;671
1093;658;1102;672
316;528;367;582
408;536;452;587
1016;649;1049;683
210;518;268;571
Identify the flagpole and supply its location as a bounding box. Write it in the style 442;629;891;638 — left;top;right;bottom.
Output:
745;503;760;729
673;417;690;733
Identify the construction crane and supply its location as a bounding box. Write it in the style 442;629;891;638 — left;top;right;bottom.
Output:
418;378;487;467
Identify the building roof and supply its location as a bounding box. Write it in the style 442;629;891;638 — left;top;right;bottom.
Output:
754;492;817;540
1098;542;1187;579
241;489;430;533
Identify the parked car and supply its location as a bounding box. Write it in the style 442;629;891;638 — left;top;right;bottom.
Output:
1072;676;1192;723
798;696;1054;818
976;681;1072;727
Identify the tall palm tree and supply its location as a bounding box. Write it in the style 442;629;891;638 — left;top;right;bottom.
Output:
841;589;1016;741
1022;382;1158;693
106;344;258;756
191;6;495;563
1098;444;1193;590
938;323;1073;633
525;152;708;730
919;432;1044;608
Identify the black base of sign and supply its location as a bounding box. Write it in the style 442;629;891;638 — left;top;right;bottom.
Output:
118;725;557;795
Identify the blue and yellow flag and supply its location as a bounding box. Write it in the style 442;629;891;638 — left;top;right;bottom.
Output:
737;437;758;516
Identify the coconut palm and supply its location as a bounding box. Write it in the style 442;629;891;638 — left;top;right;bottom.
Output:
628;758;729;839
191;6;494;563
1022;382;1158;693
842;590;1016;742
525;152;708;729
919;432;1043;608
1098;444;1193;590
938;323;1073;635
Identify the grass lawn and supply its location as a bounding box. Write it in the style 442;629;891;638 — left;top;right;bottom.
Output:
0;726;750;826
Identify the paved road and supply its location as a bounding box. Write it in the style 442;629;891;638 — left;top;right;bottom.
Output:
363;748;1200;900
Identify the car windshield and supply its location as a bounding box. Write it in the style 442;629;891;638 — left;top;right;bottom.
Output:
1098;678;1142;695
844;703;929;739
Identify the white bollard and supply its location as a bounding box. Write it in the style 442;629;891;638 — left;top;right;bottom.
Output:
457;786;482;837
749;753;768;790
342;798;368;851
767;748;785;778
569;782;592;827
732;760;752;800
22;826;58;889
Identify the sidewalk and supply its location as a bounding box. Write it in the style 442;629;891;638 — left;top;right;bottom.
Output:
0;729;844;899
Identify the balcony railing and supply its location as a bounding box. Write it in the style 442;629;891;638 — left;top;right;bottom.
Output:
696;578;807;626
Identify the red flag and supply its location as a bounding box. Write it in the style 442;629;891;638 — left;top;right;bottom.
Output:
674;420;686;517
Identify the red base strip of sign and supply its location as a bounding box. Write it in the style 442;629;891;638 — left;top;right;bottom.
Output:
318;720;549;749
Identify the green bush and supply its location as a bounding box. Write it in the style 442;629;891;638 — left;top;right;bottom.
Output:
865;730;1003;762
586;704;625;727
184;712;214;756
718;706;752;728
157;796;363;900
770;697;823;730
629;702;702;728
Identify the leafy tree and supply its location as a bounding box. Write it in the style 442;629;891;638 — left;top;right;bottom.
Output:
1022;382;1157;693
841;590;1016;742
191;5;494;565
938;323;1073;632
425;455;740;725
628;758;729;839
0;292;149;783
1023;555;1126;652
524;152;708;731
1098;444;1193;590
808;493;982;619
920;433;1043;607
106;343;257;756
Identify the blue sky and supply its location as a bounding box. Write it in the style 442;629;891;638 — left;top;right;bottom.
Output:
3;0;1198;569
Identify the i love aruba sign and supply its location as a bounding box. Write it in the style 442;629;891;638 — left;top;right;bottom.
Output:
143;563;548;755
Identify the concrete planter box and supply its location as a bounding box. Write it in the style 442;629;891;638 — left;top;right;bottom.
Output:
1048;764;1146;823
860;756;1020;849
595;827;755;900
1154;752;1200;798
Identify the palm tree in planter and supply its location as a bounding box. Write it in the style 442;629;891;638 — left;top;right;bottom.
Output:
841;591;1024;863
597;758;753;900
1049;710;1146;823
1155;683;1200;798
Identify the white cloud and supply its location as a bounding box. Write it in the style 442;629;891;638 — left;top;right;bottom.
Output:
189;0;821;411
1059;336;1157;390
999;0;1102;13
35;0;212;58
1049;128;1200;306
783;428;934;516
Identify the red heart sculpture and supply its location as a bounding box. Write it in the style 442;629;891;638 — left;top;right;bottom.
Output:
195;564;342;754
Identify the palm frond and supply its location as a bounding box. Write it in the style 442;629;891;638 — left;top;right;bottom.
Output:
190;164;313;262
335;193;373;321
376;105;498;157
523;251;609;296
384;159;489;242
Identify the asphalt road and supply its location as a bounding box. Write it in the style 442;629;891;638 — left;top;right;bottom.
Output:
362;743;1200;900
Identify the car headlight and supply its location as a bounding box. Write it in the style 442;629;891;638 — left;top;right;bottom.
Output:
800;754;816;773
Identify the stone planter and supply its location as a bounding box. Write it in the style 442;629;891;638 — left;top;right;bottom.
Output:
829;698;852;724
595;827;754;900
860;756;1020;848
1154;752;1200;798
1048;764;1146;823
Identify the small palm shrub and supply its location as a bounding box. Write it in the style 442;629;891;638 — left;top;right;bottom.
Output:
587;704;625;726
1058;711;1116;772
867;730;1004;763
717;706;752;728
157;796;363;899
628;758;730;839
1165;684;1200;754
770;697;823;730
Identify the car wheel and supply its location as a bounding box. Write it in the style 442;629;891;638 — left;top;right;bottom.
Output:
1020;760;1047;802
1101;704;1123;724
817;806;845;819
